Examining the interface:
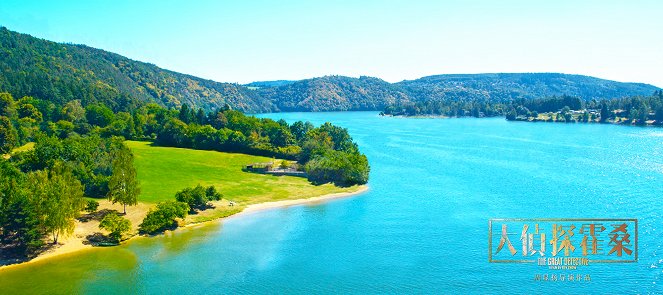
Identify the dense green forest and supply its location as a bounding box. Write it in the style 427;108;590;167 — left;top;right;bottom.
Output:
254;75;411;111
382;91;663;126
0;90;370;187
396;73;659;102
0;133;129;258
0;89;369;260
0;27;272;113
250;73;659;112
2;27;658;114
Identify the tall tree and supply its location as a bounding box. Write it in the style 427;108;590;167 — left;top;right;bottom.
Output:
28;162;85;244
0;116;18;154
107;145;140;214
0;92;16;118
61;100;86;122
0;159;43;255
195;108;206;125
178;104;192;124
85;104;115;127
600;103;610;122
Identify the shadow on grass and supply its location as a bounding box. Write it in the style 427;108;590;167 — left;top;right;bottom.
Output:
77;209;120;223
187;203;217;215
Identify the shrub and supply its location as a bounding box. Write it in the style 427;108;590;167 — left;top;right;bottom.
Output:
175;185;222;212
99;212;131;242
85;199;99;213
305;150;369;186
139;201;189;234
205;185;222;201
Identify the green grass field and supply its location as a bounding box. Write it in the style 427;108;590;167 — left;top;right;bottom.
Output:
126;141;359;205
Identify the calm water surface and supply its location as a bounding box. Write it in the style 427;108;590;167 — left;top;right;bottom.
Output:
1;112;662;294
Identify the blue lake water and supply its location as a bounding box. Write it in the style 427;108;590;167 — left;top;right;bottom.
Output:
2;112;662;294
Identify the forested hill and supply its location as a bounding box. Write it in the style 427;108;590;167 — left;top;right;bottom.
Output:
250;73;659;111
255;75;411;111
397;73;659;102
1;27;660;113
0;27;273;113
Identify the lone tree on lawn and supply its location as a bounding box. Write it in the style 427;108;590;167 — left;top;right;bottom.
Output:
107;145;140;214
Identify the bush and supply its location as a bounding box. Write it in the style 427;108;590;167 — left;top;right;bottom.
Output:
139;201;189;234
85;200;99;213
99;212;131;242
305;150;369;186
175;185;222;212
205;185;223;201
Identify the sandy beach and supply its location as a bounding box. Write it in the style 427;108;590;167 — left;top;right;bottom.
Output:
0;185;368;270
235;185;369;217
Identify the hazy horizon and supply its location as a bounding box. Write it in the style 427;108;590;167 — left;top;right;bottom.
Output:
2;0;661;87
241;72;662;87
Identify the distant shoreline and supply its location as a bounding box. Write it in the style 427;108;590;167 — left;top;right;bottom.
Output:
380;113;663;127
0;185;368;271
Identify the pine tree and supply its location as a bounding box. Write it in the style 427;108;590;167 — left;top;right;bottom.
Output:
600;103;610;122
195;108;206;125
178;104;192;124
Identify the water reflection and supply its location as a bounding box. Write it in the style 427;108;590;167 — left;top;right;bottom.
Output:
0;247;138;294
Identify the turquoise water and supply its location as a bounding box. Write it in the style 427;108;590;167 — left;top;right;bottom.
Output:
3;112;663;293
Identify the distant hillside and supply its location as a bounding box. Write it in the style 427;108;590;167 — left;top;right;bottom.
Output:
0;27;273;112
256;75;411;111
1;27;659;113
245;80;296;88
250;73;659;112
397;73;659;102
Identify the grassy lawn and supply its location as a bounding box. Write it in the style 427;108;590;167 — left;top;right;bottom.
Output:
126;141;359;205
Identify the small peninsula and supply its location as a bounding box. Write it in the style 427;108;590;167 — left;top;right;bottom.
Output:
0;91;370;267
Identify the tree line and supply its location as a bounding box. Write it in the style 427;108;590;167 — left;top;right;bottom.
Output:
506;92;663;125
381;99;505;118
382;91;663;126
156;104;370;186
0;90;369;185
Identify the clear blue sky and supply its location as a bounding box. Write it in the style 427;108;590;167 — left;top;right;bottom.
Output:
1;0;662;87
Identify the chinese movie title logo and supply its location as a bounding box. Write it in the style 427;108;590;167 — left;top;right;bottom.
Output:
489;219;637;263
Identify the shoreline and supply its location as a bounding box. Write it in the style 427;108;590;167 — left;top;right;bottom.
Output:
231;185;368;219
383;113;663;127
0;185;368;271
